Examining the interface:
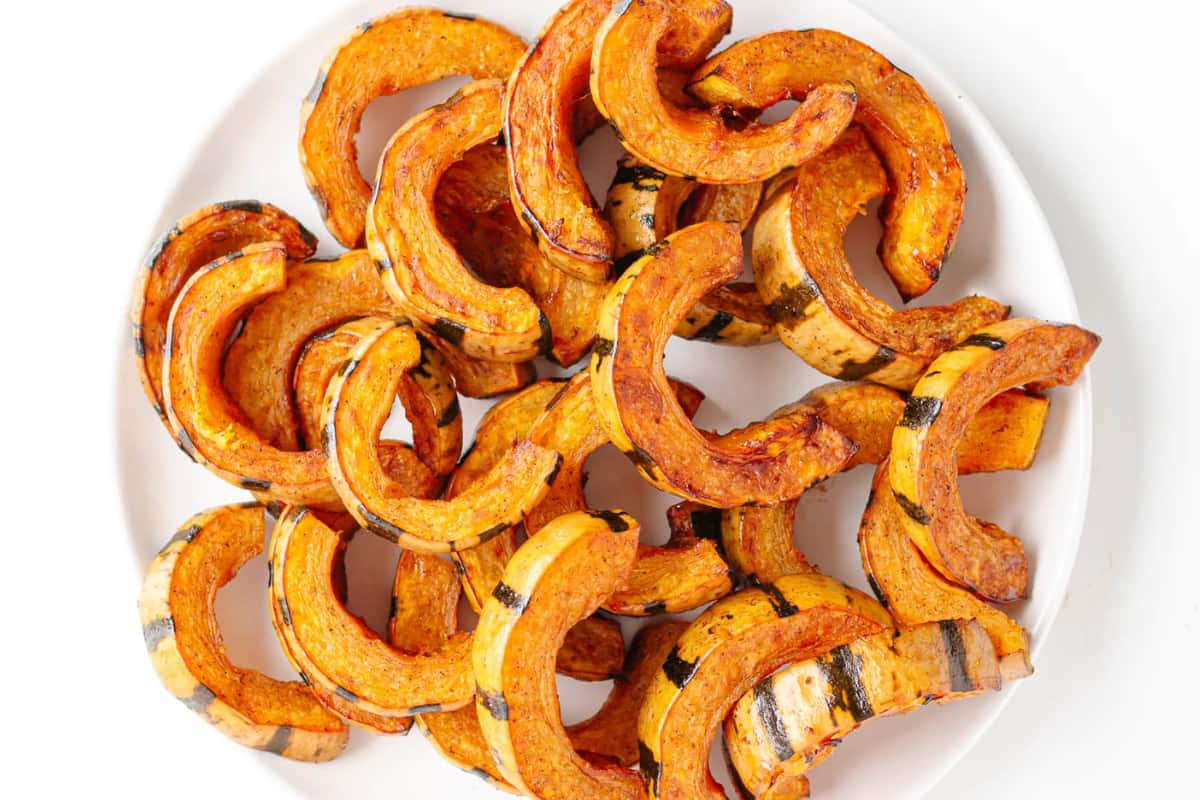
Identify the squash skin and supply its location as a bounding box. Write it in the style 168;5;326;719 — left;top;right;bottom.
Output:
299;8;526;248
131;200;316;428
367;80;551;362
687;30;965;301
162;243;338;507
590;0;857;184
320;317;560;551
888;318;1100;602
590;221;857;507
860;460;1032;681
636;573;892;800
138;503;348;760
472;510;645;800
752;128;1008;390
723;620;1001;797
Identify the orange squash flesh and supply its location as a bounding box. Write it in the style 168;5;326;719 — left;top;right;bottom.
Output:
138;503;348;759
131;201;316;427
752;128;1008;390
367;79;551;363
423;329;538;399
162;243;338;507
299;8;526;247
636;573;892;800
687;29;965;300
590;222;857;507
590;0;857;184
889;318;1100;601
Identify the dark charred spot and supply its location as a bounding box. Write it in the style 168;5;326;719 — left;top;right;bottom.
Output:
766;277;821;322
954;332;1007;351
477;688;509;720
544;455;563;486
661;645;698;688
491;581;529;613
612;248;646;275
898;396;943;429
644;240;667;257
689;311;734;342
689;508;722;541
642;600;667;615
436;396;462;428
835;346;897;381
432;317;467;346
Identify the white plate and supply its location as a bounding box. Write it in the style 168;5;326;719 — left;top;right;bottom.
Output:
115;0;1092;797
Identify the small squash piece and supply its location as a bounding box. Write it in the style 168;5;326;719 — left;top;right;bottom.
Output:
889;318;1100;601
590;221;857;507
299;8;526;247
138;503;348;759
473;510;645;800
723;620;1001;798
860;460;1033;681
752;128;1008;390
687;29;965;300
322;316;560;551
423;329;538;399
590;0;857;184
367;79;551;362
636;573;892;800
131;200;316;427
162;244;338;506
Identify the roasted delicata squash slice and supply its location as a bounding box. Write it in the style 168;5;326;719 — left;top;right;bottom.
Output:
723;620;1001;798
163;244;338;507
368;79;551;363
636;573;892;800
688;30;965;301
721;383;1050;585
437;142;607;365
299;8;526;247
889;318;1100;601
473;510;646;800
132;201;317;427
860;460;1032;681
605;155;773;345
322;316;560;551
590;222;857;507
752;128;1009;390
423;329;538;399
138;503;348;760
590;0;857;184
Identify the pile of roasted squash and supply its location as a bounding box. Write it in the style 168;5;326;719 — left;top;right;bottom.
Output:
133;2;1100;796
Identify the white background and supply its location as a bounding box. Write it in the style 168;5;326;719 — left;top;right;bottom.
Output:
1;0;1196;797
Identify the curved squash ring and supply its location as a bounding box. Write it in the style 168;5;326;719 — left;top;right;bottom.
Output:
367;79;551;362
299;8;526;247
723;620;1001;798
138;503;348;759
721;382;1050;585
590;221;857;507
590;0;858;184
321;316;560;551
635;573;892;800
688;30;964;300
162;243;338;506
605;155;774;345
473;509;645;800
888;318;1100;601
860;460;1033;681
752;127;1009;390
423;328;538;399
131;200;316;427
437;142;607;365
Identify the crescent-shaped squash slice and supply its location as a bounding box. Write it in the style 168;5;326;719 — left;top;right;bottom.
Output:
723;620;1001;798
752;127;1008;390
367;79;551;363
721;383;1050;585
299;8;526;247
590;221;857;507
473;509;645;800
567;621;690;766
590;0;857;184
889;318;1100;601
322;316;560;551
162;244;338;507
223;250;396;451
437;142;607;365
138;503;348;759
131;200;317;427
423;329;538;399
860;460;1033;681
636;573;892;800
605;156;774;345
688;30;965;301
